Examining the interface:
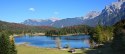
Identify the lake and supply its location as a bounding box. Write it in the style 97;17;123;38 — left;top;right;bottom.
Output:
15;35;90;49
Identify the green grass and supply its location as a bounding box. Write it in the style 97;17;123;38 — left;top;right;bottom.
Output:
16;45;113;54
16;45;83;54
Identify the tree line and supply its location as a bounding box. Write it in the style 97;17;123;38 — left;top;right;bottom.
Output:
45;25;93;36
89;19;125;53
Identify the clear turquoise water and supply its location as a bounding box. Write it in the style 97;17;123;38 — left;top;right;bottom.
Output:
15;35;90;48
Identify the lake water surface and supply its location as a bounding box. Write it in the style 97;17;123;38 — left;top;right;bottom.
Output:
15;35;90;48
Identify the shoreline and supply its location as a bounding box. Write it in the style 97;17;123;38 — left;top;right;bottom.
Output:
47;33;87;36
16;42;89;50
14;33;87;37
13;33;45;37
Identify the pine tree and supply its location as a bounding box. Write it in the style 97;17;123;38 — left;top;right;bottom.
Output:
93;25;103;44
0;32;17;54
0;32;10;54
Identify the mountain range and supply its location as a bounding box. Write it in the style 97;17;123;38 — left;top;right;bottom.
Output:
21;0;125;27
22;11;100;27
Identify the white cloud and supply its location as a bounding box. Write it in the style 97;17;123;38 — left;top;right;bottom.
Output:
54;11;59;15
29;8;35;11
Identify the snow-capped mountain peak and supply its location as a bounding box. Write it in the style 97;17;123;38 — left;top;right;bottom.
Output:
49;18;61;22
83;11;100;19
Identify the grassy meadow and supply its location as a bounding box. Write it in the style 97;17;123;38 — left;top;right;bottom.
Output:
16;45;84;54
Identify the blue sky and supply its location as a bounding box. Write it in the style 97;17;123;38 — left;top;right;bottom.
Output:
0;0;116;23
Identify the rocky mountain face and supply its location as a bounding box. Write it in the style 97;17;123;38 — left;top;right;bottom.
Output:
97;0;125;26
118;0;125;2
22;0;125;27
82;0;125;26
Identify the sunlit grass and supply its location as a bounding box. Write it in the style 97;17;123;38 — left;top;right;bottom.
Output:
16;45;83;54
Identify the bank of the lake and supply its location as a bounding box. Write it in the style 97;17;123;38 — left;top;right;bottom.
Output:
49;33;87;36
14;33;87;37
13;33;45;37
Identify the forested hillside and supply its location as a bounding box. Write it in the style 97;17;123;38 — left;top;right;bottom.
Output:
0;20;55;34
